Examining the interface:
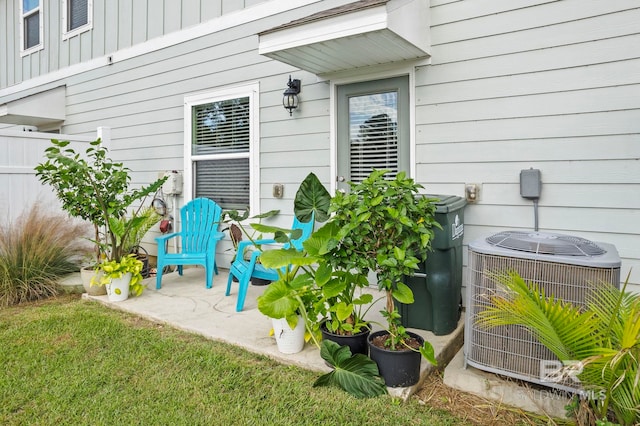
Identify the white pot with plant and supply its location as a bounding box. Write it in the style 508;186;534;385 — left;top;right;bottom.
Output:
35;138;167;298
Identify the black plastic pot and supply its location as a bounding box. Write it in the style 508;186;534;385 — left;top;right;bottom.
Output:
368;330;424;387
320;321;370;356
251;278;272;286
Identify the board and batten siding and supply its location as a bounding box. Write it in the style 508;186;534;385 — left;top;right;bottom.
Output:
417;0;640;293
0;0;268;90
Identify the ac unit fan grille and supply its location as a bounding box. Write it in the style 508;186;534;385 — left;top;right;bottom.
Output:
486;231;606;256
465;247;620;393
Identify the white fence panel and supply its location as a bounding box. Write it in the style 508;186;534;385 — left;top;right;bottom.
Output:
0;128;108;225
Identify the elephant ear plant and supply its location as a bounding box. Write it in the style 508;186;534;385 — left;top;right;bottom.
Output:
327;169;440;362
35;138;167;295
256;173;387;398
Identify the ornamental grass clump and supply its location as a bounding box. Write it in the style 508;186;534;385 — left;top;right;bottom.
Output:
0;202;91;306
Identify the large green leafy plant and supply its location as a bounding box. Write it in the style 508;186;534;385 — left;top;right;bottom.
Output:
256;186;386;397
477;271;640;425
326;169;440;357
35;139;166;293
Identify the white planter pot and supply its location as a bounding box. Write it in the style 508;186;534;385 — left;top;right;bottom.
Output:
80;267;106;296
105;273;131;302
272;316;305;354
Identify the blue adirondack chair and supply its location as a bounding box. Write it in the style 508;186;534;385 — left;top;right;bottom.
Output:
155;198;225;290
225;214;315;312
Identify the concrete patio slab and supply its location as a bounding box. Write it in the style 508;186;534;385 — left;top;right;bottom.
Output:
81;266;465;400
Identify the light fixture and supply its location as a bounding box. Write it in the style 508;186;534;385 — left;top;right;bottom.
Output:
283;75;301;116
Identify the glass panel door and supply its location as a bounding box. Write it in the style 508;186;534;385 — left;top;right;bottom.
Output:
336;76;409;191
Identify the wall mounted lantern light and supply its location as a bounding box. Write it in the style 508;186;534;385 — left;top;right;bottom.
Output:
283;75;301;116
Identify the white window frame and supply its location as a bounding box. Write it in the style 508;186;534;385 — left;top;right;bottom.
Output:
19;0;44;56
183;83;260;213
62;0;93;40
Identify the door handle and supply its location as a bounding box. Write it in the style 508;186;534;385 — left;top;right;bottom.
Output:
337;176;345;182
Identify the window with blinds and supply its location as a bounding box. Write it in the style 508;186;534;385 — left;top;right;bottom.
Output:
67;0;88;30
62;0;92;38
348;92;398;183
21;0;42;51
191;96;251;210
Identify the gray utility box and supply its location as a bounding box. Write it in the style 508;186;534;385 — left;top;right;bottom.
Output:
399;195;466;336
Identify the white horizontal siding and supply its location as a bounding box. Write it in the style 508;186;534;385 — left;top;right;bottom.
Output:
419;0;640;293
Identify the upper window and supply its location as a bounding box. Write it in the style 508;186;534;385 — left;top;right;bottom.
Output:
185;85;258;212
62;0;92;39
20;0;43;54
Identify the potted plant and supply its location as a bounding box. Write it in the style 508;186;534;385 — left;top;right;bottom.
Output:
258;224;387;398
254;173;332;350
35;138;167;300
326;169;441;387
220;208;280;285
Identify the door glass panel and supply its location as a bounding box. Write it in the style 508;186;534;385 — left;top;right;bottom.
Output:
337;76;409;191
348;92;398;183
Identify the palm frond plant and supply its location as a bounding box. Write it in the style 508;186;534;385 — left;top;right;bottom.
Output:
477;271;640;425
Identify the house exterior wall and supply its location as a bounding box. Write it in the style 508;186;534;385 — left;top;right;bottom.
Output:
0;0;638;294
419;0;640;294
0;0;267;90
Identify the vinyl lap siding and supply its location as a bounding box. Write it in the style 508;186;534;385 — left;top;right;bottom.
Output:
57;4;332;262
418;0;640;292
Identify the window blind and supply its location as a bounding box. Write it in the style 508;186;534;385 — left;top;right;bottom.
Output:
194;158;250;211
191;95;251;210
68;0;88;30
192;97;250;156
348;92;398;183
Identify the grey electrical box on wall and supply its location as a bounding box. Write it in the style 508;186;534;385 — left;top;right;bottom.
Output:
520;168;541;199
163;171;183;195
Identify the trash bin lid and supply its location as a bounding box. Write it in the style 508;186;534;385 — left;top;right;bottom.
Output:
423;194;467;213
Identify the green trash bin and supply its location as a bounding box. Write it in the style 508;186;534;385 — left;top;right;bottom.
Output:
399;195;466;336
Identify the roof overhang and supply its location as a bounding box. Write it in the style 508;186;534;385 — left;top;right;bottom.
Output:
258;0;430;75
0;86;66;127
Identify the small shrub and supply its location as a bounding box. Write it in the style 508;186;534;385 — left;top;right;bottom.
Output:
0;203;91;306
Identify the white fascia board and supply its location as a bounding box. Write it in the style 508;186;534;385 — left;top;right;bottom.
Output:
259;5;388;55
0;0;324;100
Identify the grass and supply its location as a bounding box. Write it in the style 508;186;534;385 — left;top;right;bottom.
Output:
0;295;467;425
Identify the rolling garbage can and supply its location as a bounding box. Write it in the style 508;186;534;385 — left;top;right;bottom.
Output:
399;195;466;336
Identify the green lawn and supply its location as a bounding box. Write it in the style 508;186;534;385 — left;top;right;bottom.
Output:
0;296;467;425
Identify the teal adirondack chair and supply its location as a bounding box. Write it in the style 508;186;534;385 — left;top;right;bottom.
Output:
225;213;315;312
155;198;225;290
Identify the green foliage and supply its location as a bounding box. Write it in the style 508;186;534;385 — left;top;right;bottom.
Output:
35;139;167;266
91;254;146;297
314;340;387;398
255;173;334;343
0;203;91;306
220;208;280;252
294;172;331;223
478;271;640;425
326;169;440;350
